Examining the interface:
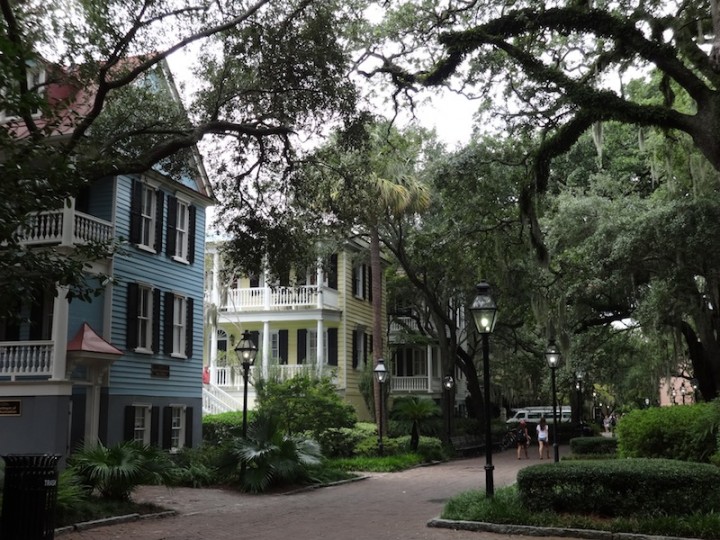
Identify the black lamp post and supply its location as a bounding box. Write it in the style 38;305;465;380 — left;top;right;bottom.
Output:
234;330;258;438
470;282;498;498
545;341;561;463
575;369;584;422
680;382;687;405
443;374;455;444
374;358;388;456
691;378;699;402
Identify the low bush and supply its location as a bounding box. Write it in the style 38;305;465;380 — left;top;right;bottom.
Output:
202;411;248;445
393;436;446;462
314;426;367;458
328;453;425;472
615;403;720;462
570;436;617;455
517;458;720;517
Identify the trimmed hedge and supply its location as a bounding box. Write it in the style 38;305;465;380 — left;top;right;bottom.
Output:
517;458;720;517
202;411;249;445
615;403;719;462
570;436;617;455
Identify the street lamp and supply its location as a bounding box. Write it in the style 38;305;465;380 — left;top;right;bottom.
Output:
234;330;258;438
443;375;455;444
374;358;388;456
680;382;687;405
470;282;498;498
691;378;699;402
575;369;584;422
545;341;561;463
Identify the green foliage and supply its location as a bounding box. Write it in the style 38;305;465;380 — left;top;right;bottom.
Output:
441;485;720;539
389;396;441;451
313;427;367;458
393;435;446;462
615;403;720;462
169;446;222;488
570;436;617;456
68;441;178;501
223;414;323;493
256;375;357;437
328;453;425;472
517;459;720;517
55;467;90;525
202;411;250;445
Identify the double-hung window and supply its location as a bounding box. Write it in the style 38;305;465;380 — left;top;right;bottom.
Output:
133;405;152;444
130;179;164;252
166;195;196;264
140;184;156;249
164;292;194;358
174;199;189;260
172;295;186;356
136;285;153;351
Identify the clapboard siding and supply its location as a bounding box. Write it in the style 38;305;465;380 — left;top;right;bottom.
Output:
110;174;207;398
87;176;115;222
67;283;105;338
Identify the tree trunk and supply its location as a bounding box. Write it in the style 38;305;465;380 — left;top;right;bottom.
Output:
711;0;720;72
370;226;385;433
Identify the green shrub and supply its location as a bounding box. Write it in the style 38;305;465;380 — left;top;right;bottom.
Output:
517;458;720;517
328;453;425;472
615;403;719;462
69;441;178;501
55;467;90;524
256;375;357;437
202;411;248;445
393;435;446;462
570;436;617;455
169;446;221;488
314;427;366;458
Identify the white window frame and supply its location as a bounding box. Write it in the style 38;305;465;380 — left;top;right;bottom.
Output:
0;66;46;122
132;404;152;445
172;294;187;358
270;330;280;363
136;284;153;353
307;329;328;365
173;197;190;263
169;404;186;452
139;184;157;251
353;264;364;299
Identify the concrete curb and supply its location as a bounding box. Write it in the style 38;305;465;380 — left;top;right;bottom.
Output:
55;509;177;536
282;474;372;495
427;518;703;540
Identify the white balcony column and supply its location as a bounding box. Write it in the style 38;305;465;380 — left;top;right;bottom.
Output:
316;262;324;308
426;344;433;393
263;268;271;310
262;321;270;379
211;251;221;306
316;320;325;376
51;286;70;380
60;197;76;247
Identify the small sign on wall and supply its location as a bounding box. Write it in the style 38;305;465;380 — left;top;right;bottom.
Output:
151;364;170;378
0;400;21;416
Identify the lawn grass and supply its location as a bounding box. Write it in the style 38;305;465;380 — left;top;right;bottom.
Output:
326;453;426;472
442;485;720;540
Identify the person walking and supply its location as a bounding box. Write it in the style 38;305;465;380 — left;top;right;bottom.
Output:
536;416;550;459
516;419;530;459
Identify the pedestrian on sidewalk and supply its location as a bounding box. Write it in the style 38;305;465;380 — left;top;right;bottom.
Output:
536;416;550;459
516;420;530;459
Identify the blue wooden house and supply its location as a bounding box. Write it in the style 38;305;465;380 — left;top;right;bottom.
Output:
0;60;212;459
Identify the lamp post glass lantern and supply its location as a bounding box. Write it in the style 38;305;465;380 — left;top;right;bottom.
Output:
234;330;258;438
545;342;561;463
470;282;498;498
374;359;388;456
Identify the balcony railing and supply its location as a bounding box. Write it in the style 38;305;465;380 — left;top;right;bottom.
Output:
391;376;430;392
0;341;54;380
217;286;339;312
19;208;114;246
212;364;318;391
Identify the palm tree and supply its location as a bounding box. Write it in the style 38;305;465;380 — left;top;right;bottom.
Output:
390;396;441;451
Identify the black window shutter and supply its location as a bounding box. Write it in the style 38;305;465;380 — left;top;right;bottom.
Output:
328;328;338;366
250;331;260;352
129;180;142;244
188;205;196;264
162;406;172;450
154;190;164;252
279;329;288;365
152;288;161;353
352;330;358;369
364;333;369;365
150;407;160;445
297;329;306;364
166;196;177;257
362;265;368;300
126;283;139;350
184;407;194;448
368;266;373;302
123;406;134;441
185;298;194;358
249;275;260;287
163;291;174;355
369;333;373;353
328;254;338;289
352;266;358;296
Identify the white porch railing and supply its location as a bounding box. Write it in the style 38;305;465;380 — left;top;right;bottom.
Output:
391;376;430;392
20;209;114;246
213;364;316;390
202;384;243;415
0;341;54;380
220;285;338;312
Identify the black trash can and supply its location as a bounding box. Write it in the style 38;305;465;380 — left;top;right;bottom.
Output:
1;454;61;540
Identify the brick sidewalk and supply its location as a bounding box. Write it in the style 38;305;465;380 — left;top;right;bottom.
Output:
59;446;580;540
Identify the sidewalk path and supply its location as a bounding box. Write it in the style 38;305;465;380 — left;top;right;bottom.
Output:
61;446;580;540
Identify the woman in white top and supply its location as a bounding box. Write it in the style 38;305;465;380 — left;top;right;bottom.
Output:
536;416;550;459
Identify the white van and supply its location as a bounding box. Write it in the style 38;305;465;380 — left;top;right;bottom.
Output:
506;406;571;424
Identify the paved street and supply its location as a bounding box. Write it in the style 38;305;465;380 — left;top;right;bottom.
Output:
61;447;579;540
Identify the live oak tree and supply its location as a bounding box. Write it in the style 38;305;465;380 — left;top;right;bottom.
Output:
0;0;359;315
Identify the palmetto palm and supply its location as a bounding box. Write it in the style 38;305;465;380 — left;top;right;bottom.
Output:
227;414;323;493
390;396;441;452
69;441;177;501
